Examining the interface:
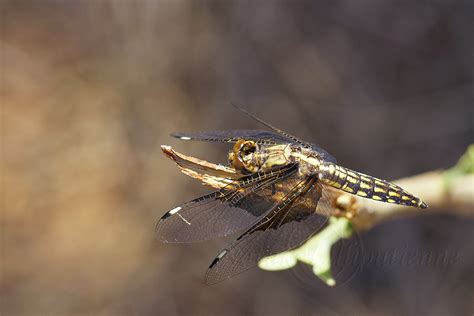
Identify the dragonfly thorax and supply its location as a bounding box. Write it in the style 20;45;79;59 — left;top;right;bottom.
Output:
289;147;323;176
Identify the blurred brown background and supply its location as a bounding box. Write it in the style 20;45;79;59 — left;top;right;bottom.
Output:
2;1;473;315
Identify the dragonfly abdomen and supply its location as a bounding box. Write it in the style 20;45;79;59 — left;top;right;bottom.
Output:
318;162;427;208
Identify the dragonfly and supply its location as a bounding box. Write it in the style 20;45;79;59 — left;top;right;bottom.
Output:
156;105;428;284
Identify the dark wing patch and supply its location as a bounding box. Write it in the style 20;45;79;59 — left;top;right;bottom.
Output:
156;164;298;243
171;130;295;145
205;179;335;284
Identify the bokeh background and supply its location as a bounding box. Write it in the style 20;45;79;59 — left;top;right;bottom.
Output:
2;1;474;315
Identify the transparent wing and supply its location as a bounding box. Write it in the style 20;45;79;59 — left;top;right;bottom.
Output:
156;164;299;243
171;130;295;145
230;103;310;148
205;179;336;284
306;143;338;164
172;130;337;163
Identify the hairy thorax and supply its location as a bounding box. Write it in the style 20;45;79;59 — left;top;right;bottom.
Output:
228;140;323;176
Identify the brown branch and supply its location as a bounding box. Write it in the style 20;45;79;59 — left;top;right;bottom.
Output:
161;145;474;233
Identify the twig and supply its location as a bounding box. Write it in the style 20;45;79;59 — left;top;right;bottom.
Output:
161;144;473;285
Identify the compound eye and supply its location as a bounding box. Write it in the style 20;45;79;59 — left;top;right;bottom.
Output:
230;140;260;173
239;141;258;156
242;144;256;155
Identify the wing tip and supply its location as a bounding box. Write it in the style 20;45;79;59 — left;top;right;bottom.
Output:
210;249;228;268
154;225;179;243
204;249;229;285
170;132;192;140
155;206;182;240
154;219;166;240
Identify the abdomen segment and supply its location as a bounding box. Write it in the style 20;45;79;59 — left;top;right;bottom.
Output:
318;162;427;208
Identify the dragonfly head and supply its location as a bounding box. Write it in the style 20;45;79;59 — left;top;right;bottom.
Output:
228;140;262;173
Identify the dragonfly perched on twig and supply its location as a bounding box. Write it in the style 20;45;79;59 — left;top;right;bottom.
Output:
156;105;427;284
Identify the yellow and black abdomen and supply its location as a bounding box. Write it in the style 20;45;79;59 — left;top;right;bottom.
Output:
318;162;427;208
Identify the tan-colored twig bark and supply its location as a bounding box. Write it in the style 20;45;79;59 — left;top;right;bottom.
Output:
162;144;474;231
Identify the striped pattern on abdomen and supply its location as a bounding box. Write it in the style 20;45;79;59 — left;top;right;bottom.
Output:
318;162;427;208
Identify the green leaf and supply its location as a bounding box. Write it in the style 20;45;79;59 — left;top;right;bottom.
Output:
444;144;474;191
258;217;354;286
